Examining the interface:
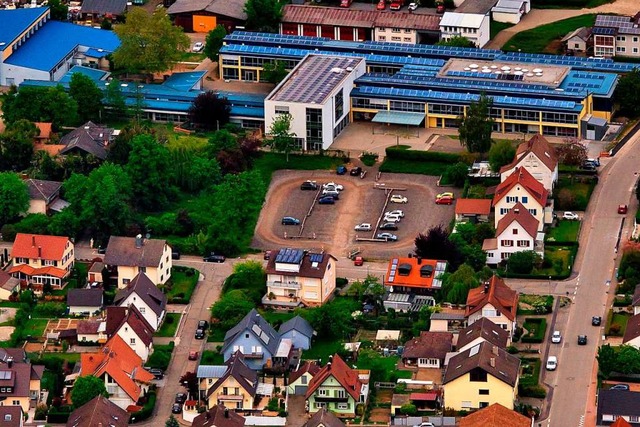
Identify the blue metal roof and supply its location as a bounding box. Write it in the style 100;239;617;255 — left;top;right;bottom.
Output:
559;70;619;97
5;21;120;72
0;7;49;51
219;91;267;105
230;105;265;118
84;47;112;58
162;71;207;92
59;65;110;83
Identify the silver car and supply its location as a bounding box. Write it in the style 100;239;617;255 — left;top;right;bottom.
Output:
354;223;372;231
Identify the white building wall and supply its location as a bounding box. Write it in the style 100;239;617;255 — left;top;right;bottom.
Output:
492;11;520;24
115;324;152;362
373;27;417;44
117;294;161;331
0;63;49;86
494;189;545;232
493;220;535;261
439;13;490;48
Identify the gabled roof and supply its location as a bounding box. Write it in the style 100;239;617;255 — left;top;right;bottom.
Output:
597;389;640;423
222;309;280;356
104;236;167;268
623;313;640;344
80;0;128;15
459;403;530;427
59;121;114;160
67;288;103;308
289;361;321;385
105;306;154;347
66;395;129;427
192;404;245;427
303;408;345;427
114;273;167;319
167;0;247;20
610;418;633;427
633;284;640;307
0;406;23;427
493;167;548;207
25;179;62;202
465;275;518;321
402;331;453;361
499;134;558;175
207;352;258;399
77;320;101;335
305;354;362;401
265;249;337;279
495;202;539;239
0;271;19;293
279;316;314;339
455;198;492;216
456;318;509;351
0;362;34;399
562;26;592;43
443;341;520;387
12;233;71;261
80;335;154;402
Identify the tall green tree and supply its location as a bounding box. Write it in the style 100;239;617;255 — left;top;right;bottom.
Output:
0;86;78;130
210;290;255;330
48;0;69;20
69;73;104;123
113;7;190;74
0;172;29;225
262;60;288;84
458;93;494;154
615;69;640;118
439;264;479;304
70;375;108;408
126;134;174;211
244;0;283;32
104;78;128;120
268;113;296;162
436;35;475;48
489;139;516;172
204;25;227;61
597;344;617;378
187;92;231;131
0;120;36;171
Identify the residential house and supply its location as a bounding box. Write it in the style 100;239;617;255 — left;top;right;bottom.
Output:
113;272;167;331
562;27;592;54
458;402;531;427
455;199;492;224
59;121;114;160
77;320;106;344
263;248;337;309
79;334;154;409
105;306;154;362
623;313;640;349
382;256;447;312
633;284;640;315
0;272;19;302
0;406;23;427
87;261;104;286
429;311;467;333
80;0;128;23
443;342;520;411
206;352;258;411
593;14;640;58
596;389;640;426
221;309;281;370
192;404;245;427
104;235;172;289
609;419;633;427
34;122;52;143
401;331;453;370
25;179;68;215
374;330;401;349
465;275;518;337
305;354;366;418
491;0;530;24
0;358;44;414
302;407;345;427
499;135;559;193
67;289;103;315
439;12;490;48
9;233;74;288
492;167;550;232
279;316;314;350
197;365;228;401
483;203;543;265
168;0;248;33
65;395;129;427
456;318;510;353
287;361;321;396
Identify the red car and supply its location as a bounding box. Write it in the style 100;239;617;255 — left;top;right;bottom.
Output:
435;196;453;205
188;351;199;360
618;204;628;214
354;256;364;266
376;0;386;9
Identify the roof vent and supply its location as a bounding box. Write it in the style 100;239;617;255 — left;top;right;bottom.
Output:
397;263;412;276
420;265;433;278
330;67;343;74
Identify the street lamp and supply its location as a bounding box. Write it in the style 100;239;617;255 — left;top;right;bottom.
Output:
548;275;551;295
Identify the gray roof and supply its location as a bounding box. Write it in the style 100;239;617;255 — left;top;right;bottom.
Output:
456;318;509;351
59;121;113;160
597;389;640;424
207;352;257;399
114;272;167;318
197;365;228;379
443;341;520;387
561;26;591;42
222;309;280;355
279;316;314;339
492;0;526;13
66;395;129;427
633;284;640;307
456;0;498;14
192;404;245;427
80;0;127;15
303;408;345;427
25;179;62;202
67;288;103;308
431;312;466;320
104;236;168;268
0;271;19;292
167;0;247;20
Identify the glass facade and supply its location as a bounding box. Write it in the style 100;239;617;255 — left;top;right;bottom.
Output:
306;108;323;151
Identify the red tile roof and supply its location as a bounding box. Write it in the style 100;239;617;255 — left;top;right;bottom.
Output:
305;354;362;401
495;202;539;239
35;122;52;140
409;392;439;401
465;275;518;321
12;233;71;261
623;313;640;344
402;331;453;361
455;198;492;216
384;257;447;289
459;403;530;427
611;419;633;427
9;264;68;279
289;361;321;385
499;134;558;175
493;167;548;207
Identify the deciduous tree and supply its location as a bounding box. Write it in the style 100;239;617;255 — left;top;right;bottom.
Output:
126;134;175;211
0;120;36;172
615;68;640;118
0;86;78;130
437;35;475;48
268;113;296;162
506;250;540;274
188;92;231;131
439;264;479;304
489;139;516;172
48;0;69;20
0;172;29;225
555;138;587;166
104;78;127;120
244;0;283;33
69;73;104;122
204;25;226;61
71;375;108;408
210;290;255;331
414;225;462;270
458;93;494;154
166;415;180;427
262;60;288;84
596;344;617;378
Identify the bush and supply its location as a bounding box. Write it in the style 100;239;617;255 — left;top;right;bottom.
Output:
521;318;548;343
336;277;349;288
32;302;66;317
360;152;379;166
507;251;541;274
146;343;174;371
443;162;469;187
130;391;156;423
385;147;462;163
518;384;547;398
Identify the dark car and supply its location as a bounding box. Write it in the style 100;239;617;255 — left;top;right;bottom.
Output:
379;222;398;231
300;180;318;191
318;196;336;205
175;393;187;404
198;320;209;330
195;328;205;340
350;166;362;176
578;335;588;345
336;165;347;175
172;403;182;414
203;253;226;263
146;368;164;380
281;217;301;225
97;246;106;255
171;249;181;260
610;384;630;390
592;316;602;326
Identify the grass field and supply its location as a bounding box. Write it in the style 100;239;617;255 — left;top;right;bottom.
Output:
503;15;596;53
201;350;225;365
491;20;515;39
531;0;612;8
546;220;580;242
537;245;574;275
608;312;631;336
25;318;49;338
379;158;451;176
301;339;344;361
155;313;181;337
165;268;198;303
253;152;346;183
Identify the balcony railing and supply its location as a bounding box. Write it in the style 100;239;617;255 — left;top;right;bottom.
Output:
242;352;264;359
314;395;349;403
267;281;301;290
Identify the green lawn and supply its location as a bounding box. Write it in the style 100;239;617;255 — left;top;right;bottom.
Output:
503;15;596;53
207;327;226;343
536;245;575;276
531;0;612;8
165;267;198;303
201;350;225;365
38;352;81;363
608;312;631;336
356;354;413;382
491;20;515;40
155;313;181;337
253;152;346;183
25;318;49;338
178;52;206;62
301;339;344;361
379;158;450;176
554;176;597;211
546;220;580;242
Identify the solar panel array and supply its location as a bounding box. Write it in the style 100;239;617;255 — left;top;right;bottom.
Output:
447;70;500;79
0;371;12;380
592;27;616;36
595;14;640;35
275;248;304;264
309;253;324;263
387;258;399;283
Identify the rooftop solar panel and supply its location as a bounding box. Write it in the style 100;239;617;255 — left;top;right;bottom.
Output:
275;248;304;264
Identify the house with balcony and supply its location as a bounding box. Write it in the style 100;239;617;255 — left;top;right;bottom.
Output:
456;318;510;352
113;272;167;331
593;14;640;58
500;135;558;193
305;354;368;418
9;233;74;289
383;257;447;312
483;203;544;265
104;235;172;288
205;352;259;411
401;331;453;370
263;248;337;308
443;342;520;411
465;275;518;337
105;306;154;362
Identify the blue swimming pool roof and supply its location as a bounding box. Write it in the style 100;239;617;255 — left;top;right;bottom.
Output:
0;7;49;51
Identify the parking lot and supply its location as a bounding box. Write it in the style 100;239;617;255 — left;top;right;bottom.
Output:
252;169;457;260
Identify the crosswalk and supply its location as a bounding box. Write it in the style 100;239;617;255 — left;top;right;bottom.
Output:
578;415;585;427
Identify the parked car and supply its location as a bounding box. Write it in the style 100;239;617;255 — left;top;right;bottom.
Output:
322;189;340;198
413;422;435;427
611;384;630;390
563;212;579;220
377;0;386;9
436;192;454;200
435;196;453;205
389;1;401;10
545;356;558;371
198;320;209;330
281;217;301;225
322;182;344;191
192;42;204;52
580;163;597;172
385;210;404;218
195;329;205;340
390;194;408;204
586;157;601;167
618;204;628;214
171;249;181;260
175;393;187;404
578;335;588;345
337;165;347;175
188;350;199;360
318;196;336;205
172;403;182;414
376;232;398;241
592;316;602;326
203;253;226;263
146;368;164;379
300;180;318;190
97;246;106;255
350;167;362;176
551;330;562;343
354;223;372;231
383;215;402;223
408;2;417;10
379;222;399;230
354;256;364;266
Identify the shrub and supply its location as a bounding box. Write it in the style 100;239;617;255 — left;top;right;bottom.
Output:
609;323;622;335
130;391;156;423
518;385;547;398
521;318;547;343
443;162;470;187
336;277;349;288
385;147;462;163
360;152;379;166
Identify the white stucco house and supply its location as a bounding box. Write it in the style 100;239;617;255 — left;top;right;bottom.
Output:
491;0;530;24
113;273;167;331
439;12;490;48
465;275;518;337
500;134;559;193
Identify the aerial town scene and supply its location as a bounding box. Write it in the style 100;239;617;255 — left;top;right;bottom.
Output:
1;0;640;425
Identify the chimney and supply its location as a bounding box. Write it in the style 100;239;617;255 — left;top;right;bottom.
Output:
38;246;42;258
32;236;36;247
492;345;499;356
417;257;422;265
7;358;12;368
224;408;229;418
408;253;413;258
490;357;495;367
327;362;331;369
514;207;520;214
135;234;143;248
484;282;490;293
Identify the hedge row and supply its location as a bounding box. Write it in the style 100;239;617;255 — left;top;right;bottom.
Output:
521;318;547;343
130;391;157;423
385;147;462;163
